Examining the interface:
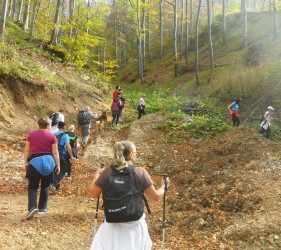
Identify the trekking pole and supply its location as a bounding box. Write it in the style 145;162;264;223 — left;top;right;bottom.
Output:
162;175;168;250
94;195;100;235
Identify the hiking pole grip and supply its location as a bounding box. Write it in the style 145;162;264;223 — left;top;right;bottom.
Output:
162;175;168;250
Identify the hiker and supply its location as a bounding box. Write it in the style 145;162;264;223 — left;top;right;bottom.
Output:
228;98;242;127
118;90;126;121
49;109;65;133
77;106;97;147
112;86;121;100
23;117;60;220
89;141;169;250
65;124;79;179
260;106;274;139
111;96;122;126
137;95;146;119
52;121;75;191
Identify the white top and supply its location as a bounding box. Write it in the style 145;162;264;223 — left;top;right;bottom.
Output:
139;98;145;106
49;113;65;133
90;214;152;250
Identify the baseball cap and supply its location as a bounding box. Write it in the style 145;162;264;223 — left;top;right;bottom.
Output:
268;106;274;110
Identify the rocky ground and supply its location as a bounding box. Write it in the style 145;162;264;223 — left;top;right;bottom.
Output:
1;112;281;249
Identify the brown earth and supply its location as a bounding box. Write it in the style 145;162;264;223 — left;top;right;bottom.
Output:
1;114;281;249
1;60;281;249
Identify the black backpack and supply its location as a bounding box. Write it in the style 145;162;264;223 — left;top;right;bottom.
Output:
56;133;65;160
102;165;151;223
49;112;59;126
77;110;90;125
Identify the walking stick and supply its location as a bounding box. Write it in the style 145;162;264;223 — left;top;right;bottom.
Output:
162;175;168;250
94;196;100;235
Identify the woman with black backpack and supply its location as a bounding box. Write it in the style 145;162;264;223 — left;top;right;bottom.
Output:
89;141;169;250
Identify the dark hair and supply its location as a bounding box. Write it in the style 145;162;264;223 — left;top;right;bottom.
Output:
115;86;119;89
236;98;242;103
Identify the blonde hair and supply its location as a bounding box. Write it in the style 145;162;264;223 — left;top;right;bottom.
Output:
38;117;51;129
113;141;136;169
68;124;75;131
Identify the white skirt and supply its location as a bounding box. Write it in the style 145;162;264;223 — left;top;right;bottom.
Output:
90;214;152;250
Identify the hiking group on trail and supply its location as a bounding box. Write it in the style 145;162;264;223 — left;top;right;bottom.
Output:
228;97;275;140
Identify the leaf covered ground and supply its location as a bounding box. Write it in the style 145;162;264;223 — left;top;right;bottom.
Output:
1;113;281;249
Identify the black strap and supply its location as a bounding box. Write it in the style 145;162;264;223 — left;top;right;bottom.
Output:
128;165;151;215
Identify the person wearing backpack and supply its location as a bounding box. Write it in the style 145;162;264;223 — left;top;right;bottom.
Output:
77;106;97;147
228;98;242;127
137;95;146;119
111;95;122;126
23;117;60;220
49;109;65;133
89;141;169;250
65;124;79;179
260;106;274;139
51;122;75;191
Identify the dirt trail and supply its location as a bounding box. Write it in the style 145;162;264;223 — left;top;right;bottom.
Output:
1;114;281;249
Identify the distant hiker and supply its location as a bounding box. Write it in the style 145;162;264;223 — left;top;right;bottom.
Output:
137;95;146;119
52;122;75;191
89;141;169;250
228;98;242;127
111;96;122;126
49;109;65;133
65;124;79;179
118;90;126;121
112;86;121;100
77;106;97;147
260;106;274;139
24;117;60;220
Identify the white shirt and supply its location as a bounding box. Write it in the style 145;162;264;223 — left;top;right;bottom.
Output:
49;113;65;133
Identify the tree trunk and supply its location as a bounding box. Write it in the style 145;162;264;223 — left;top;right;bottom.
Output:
17;0;23;21
272;0;278;39
50;0;62;45
242;0;247;48
189;0;193;49
180;0;184;58
222;0;226;45
29;0;39;40
8;0;12;17
12;0;16;20
137;0;144;83
113;0;118;63
159;0;163;58
195;0;201;85
207;0;215;71
173;0;178;77
184;0;188;64
142;0;146;70
69;0;74;39
0;0;8;39
23;0;31;31
147;5;151;62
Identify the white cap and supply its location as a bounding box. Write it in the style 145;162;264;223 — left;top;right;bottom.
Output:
268;106;274;110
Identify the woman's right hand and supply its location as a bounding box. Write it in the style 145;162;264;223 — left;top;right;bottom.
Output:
55;166;60;174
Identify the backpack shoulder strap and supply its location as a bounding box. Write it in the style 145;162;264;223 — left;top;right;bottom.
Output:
129;165;151;214
56;132;65;146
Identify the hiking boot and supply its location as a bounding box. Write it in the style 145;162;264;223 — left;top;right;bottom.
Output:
26;207;38;220
38;208;49;214
50;183;59;191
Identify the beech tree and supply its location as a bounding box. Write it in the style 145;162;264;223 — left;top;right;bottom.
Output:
0;0;8;39
207;0;215;71
195;0;201;85
50;0;62;45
